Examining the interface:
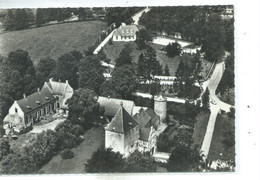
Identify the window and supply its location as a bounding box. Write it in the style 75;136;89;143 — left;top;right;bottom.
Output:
15;108;18;113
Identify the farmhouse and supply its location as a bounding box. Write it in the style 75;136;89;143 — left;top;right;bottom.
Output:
112;24;140;42
103;94;166;157
3;78;73;132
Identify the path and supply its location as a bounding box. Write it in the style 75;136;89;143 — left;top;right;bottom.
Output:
132;7;151;25
93;29;116;54
200;53;234;160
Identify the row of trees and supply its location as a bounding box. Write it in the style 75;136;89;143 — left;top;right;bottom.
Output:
2;7;105;30
2;9;34;30
139;6;234;62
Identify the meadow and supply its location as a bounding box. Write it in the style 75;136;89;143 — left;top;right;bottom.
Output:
0;21;107;64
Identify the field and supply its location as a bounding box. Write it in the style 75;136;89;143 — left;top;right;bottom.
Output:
207;113;235;161
0;21;107;64
39;127;105;174
103;41;181;76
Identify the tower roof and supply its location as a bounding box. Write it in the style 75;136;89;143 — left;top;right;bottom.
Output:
106;105;139;134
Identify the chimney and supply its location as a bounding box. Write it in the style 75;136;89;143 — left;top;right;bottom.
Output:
120;102;123;106
37;87;40;93
66;80;68;84
23;94;26;99
108;96;110;99
49;78;53;82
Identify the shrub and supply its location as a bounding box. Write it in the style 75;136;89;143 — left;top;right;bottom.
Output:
61;148;74;159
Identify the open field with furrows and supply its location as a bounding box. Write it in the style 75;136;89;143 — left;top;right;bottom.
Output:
39;127;105;174
103;41;181;76
207;113;235;161
0;21;107;64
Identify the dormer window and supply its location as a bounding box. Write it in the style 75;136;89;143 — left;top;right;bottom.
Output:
36;101;41;105
26;106;31;110
45;97;50;100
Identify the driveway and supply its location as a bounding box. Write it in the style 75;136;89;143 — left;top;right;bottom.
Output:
29;119;65;134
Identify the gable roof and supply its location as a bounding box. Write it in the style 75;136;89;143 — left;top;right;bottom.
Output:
133;108;151;128
16;87;56;114
106;106;139;134
98;96;135;117
132;106;148;116
113;24;139;37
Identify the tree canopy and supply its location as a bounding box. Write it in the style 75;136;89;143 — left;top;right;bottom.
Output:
67;88;99;129
85;148;126;173
79;55;105;94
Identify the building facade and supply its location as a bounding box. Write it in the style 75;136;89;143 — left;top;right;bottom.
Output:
112;24;140;42
3;79;73;133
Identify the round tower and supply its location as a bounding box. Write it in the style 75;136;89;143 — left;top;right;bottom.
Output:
154;94;167;123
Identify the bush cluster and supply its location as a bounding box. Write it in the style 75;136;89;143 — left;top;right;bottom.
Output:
0;120;84;174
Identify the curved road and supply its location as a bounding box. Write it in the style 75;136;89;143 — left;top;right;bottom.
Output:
200;54;234;160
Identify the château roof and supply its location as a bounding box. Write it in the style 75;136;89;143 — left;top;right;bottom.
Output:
17;87;56;114
98;96;135;117
133;108;151;128
106;105;139;134
113;24;140;37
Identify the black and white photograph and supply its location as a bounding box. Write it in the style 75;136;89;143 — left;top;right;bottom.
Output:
0;0;259;179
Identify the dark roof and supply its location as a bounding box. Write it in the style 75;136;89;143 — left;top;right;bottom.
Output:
139;127;151;141
17;87;55;114
146;108;160;126
98;96;135;117
106;106;139;134
133;108;151;128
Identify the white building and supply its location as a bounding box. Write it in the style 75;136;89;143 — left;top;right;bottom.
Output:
112;24;140;42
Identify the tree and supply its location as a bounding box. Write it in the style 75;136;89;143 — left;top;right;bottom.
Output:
115;44;133;68
202;88;210;110
67;88;99;129
99;81;121;99
111;65;137;99
6;49;34;77
54;52;79;89
164;64;170;76
201;13;225;62
135;29;151;50
37;58;56;81
79;56;105;94
165;42;182;58
85;148;126;173
167;145;202;172
78;8;86;21
125;151;156;172
35;8;46;26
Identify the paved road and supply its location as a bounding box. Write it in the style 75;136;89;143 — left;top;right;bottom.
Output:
132;7;151;25
200;53;234;160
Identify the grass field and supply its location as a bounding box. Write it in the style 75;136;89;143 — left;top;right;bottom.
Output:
103;41;181;76
207;114;235;161
39;127;105;174
0;21;107;64
192;110;211;149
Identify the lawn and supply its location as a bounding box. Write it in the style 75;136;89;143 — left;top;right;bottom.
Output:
39;126;105;174
0;21;107;64
102;41;181;76
207;113;235;161
192;110;211;149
